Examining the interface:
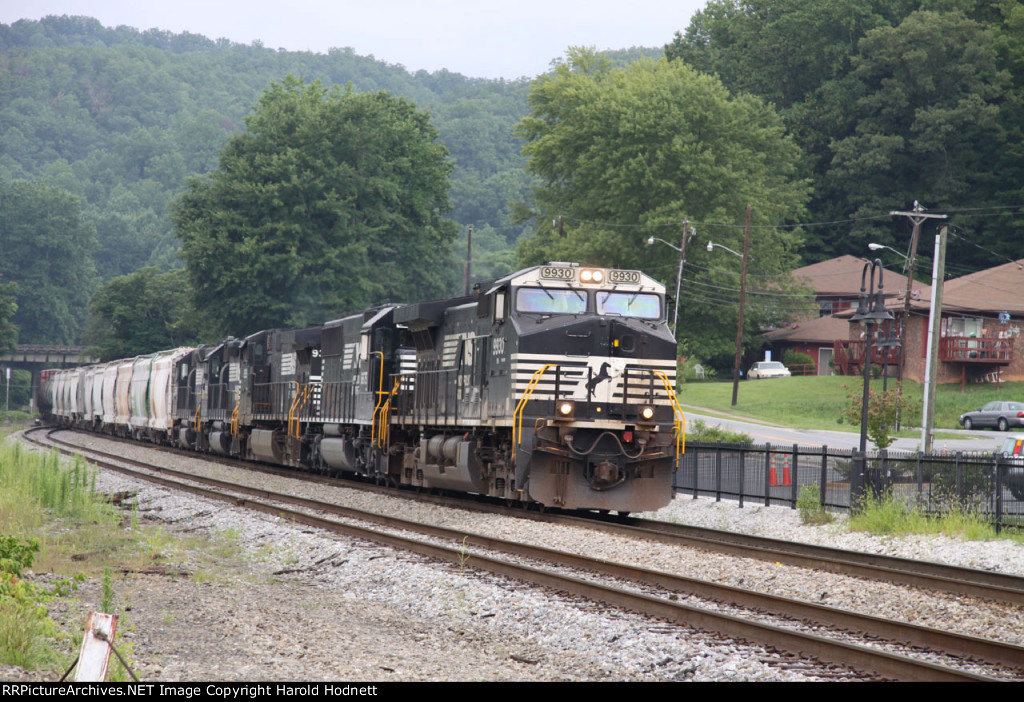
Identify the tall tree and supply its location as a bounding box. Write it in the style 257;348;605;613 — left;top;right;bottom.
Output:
825;10;1014;254
0;278;17;353
0;180;97;344
172;76;459;337
665;1;1024;265
515;50;811;366
83;267;199;360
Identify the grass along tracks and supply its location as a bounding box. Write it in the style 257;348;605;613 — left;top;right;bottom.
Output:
23;427;1024;681
677;375;1024;433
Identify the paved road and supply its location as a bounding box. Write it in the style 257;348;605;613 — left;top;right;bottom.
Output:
683;408;1009;454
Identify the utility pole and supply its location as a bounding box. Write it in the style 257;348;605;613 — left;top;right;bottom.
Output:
731;206;751;407
462;224;472;296
673;218;691;337
921;226;948;454
888;202;946;383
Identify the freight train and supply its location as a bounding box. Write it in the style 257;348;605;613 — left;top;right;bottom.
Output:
40;262;684;513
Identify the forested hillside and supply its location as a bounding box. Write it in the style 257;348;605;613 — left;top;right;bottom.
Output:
0;15;534;344
1;5;1022;358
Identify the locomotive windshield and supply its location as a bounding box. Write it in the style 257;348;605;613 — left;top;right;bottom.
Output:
516;288;587;315
596;291;661;319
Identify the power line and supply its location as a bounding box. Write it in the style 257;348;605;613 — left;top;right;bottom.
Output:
542;202;1024;235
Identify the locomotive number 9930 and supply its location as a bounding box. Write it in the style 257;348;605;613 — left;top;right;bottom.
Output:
608;270;641;284
540;266;575;281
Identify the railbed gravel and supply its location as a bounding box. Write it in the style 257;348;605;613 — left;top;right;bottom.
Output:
7;431;1024;682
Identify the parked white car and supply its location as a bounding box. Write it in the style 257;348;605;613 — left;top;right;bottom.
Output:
747;361;791;379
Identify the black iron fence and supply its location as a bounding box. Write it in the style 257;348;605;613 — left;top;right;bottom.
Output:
674;441;1024;532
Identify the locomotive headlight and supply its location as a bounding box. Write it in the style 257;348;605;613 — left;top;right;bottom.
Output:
555;400;576;419
638;405;656;422
579;269;604;283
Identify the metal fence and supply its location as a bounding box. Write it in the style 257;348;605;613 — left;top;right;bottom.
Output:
674;441;1024;532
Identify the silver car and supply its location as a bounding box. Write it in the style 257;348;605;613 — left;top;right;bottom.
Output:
958;401;1024;431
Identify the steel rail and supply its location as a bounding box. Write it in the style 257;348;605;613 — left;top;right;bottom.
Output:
34;426;1024;605
24;428;1016;681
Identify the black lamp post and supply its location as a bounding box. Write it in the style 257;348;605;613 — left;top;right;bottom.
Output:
849;259;894;506
849;259;894;453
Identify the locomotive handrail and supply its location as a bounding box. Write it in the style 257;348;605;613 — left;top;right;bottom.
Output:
193;393;203;434
512;363;555;461
374;377;401;449
286;381;299;438
370;352;388;448
287;381;314;440
653;370;685;466
230;390;240;438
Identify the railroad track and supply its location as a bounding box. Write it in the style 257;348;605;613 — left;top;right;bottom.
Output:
44;427;1024;607
23;427;1024;681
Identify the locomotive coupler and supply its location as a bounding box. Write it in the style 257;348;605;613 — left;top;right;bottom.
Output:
591;459;621;486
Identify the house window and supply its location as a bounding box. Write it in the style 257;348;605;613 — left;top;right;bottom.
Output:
818;300;833;317
944;317;983;338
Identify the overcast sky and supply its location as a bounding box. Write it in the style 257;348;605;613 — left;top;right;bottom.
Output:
0;0;706;79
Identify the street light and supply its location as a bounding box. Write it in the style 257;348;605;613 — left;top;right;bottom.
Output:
707;205;752;408
867;242;908;264
646;219;694;336
706;241;742;258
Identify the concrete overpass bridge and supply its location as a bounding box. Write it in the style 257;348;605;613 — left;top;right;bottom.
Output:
0;345;99;409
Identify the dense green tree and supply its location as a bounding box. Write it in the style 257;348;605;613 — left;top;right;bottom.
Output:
665;1;1024;265
665;0;919;113
825;10;1015;253
0;278;17;352
0;17;533;286
514;50;811;366
0;180;97;344
172;76;459;337
83;267;198;360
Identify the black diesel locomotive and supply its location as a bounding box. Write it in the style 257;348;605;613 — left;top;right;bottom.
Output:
42;262;684;513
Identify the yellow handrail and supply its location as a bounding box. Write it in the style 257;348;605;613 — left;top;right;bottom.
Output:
653;370;686;464
287;381;302;440
374;377;401;449
512;364;554;462
369;352;388;448
194;393;203;434
230;390;240;437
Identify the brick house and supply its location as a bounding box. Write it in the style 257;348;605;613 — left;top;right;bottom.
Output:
837;258;1024;385
763;256;918;375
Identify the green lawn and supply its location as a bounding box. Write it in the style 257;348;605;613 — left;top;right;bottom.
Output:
676;375;1024;432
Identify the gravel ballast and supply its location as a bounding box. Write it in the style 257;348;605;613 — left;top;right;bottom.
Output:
6;432;1024;682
